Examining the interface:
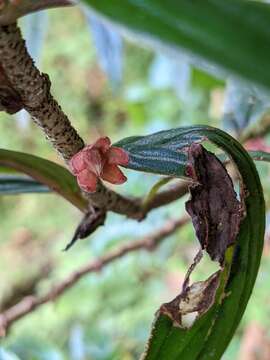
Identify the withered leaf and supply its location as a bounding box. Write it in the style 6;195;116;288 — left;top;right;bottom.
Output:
64;208;106;251
0;63;23;114
185;143;242;264
178;271;220;316
160;271;220;328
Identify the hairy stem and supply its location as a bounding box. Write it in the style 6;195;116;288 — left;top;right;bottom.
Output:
0;22;141;218
0;23;84;160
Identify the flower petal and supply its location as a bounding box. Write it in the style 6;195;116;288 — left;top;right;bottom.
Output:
84;148;103;176
69;151;86;175
93;136;111;154
77;169;98;192
101;163;127;184
106;147;129;165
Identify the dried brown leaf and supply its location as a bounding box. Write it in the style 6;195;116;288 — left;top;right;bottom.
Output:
160;271;220;328
158;144;243;328
185;143;242;263
64;208;106;251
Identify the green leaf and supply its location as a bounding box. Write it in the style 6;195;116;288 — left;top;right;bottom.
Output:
115;128;203;177
83;0;270;89
116;127;270;173
122;147;188;177
248;150;270;163
116;126;265;359
0;175;50;194
0;149;88;212
142;177;173;210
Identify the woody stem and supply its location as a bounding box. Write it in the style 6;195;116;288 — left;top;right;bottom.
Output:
0;22;141;218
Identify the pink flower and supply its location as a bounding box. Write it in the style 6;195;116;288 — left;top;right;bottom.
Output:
69;137;129;192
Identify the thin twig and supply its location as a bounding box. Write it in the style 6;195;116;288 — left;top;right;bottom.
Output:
0;22;189;223
0;215;189;336
0;0;75;25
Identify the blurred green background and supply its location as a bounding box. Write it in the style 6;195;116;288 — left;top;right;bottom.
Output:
1;6;270;360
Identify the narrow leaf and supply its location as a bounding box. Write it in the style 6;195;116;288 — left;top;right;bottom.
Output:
83;0;270;90
117;126;265;359
0;175;49;194
122;147;188;178
142;177;173;210
0;149;88;212
248;150;270;163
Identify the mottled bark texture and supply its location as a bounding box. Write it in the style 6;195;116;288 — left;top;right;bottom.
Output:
0;23;84;160
160;271;220;328
0;23;141;218
0;216;189;336
0;63;23;113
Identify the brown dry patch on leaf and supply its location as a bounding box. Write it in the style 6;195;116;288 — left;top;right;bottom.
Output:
0;63;23;114
160;271;220;328
159;144;242;328
186;143;242;264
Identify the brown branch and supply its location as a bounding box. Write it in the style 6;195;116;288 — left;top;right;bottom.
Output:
0;22;141;218
144;180;189;214
0;264;51;312
68;181;189;249
0;0;75;25
0;23;83;159
0;22;190;241
0;63;23;113
0;215;189;336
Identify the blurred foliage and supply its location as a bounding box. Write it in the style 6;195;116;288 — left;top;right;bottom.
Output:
0;6;270;360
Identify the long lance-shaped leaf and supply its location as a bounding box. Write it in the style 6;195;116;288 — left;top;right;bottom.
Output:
0;175;49;194
83;0;270;90
115;126;265;359
115;128;270;176
0;149;88;212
